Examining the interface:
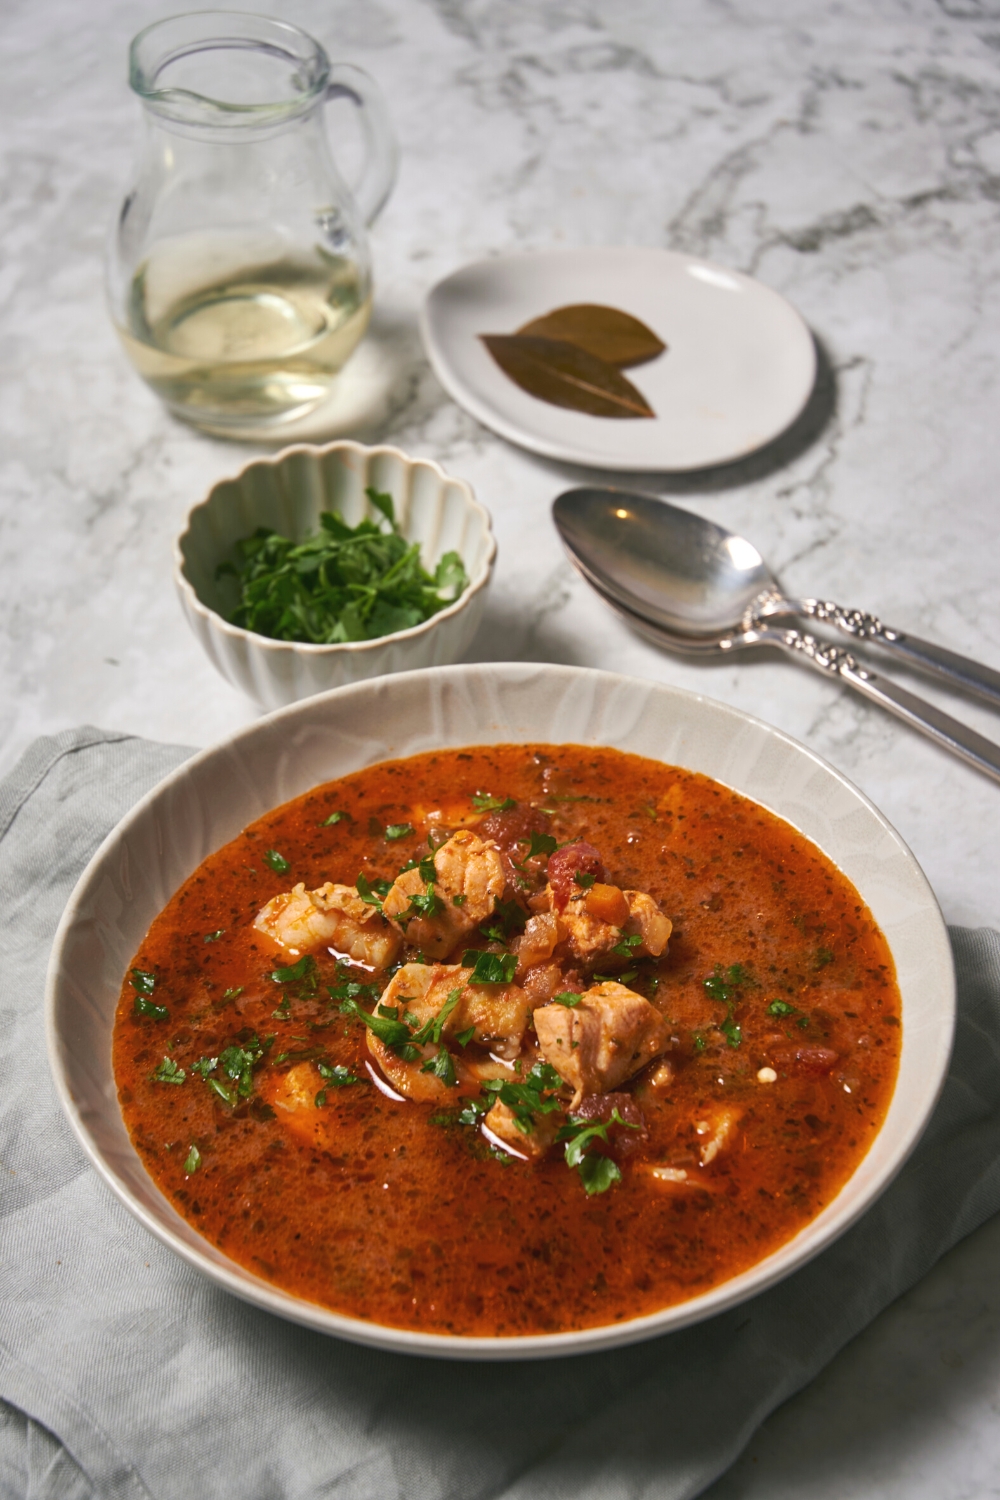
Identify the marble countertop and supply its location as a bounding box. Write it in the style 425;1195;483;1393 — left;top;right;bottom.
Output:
3;0;1000;1493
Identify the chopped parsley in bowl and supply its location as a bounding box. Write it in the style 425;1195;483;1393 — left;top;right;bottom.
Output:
175;441;495;709
219;488;469;646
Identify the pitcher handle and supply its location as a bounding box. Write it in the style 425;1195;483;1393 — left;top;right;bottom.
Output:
325;63;398;227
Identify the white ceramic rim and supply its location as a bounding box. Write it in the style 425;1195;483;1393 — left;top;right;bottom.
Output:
173;440;497;659
45;664;954;1361
419;248;818;472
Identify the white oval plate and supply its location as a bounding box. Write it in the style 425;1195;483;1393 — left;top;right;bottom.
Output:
420;248;817;471
46;664;953;1360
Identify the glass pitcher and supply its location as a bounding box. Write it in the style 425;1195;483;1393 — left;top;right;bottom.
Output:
106;11;397;436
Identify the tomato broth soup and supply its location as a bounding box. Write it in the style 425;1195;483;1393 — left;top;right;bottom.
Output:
113;745;901;1337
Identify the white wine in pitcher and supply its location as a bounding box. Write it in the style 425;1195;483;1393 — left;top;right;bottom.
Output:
117;233;372;427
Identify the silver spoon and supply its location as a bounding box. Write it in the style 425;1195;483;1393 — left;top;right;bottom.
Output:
553;486;1000;785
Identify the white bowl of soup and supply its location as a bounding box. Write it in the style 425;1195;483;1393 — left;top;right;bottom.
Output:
45;664;954;1359
175;441;496;709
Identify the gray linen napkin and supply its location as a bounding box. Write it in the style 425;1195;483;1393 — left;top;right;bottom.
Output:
3;728;1000;1500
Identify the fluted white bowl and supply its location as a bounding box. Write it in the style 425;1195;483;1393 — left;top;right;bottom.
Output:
175;442;496;708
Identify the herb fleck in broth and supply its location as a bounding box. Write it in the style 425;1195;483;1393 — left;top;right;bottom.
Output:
113;745;901;1337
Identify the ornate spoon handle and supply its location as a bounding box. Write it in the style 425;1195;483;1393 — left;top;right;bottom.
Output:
757;626;1000;785
790;598;1000;709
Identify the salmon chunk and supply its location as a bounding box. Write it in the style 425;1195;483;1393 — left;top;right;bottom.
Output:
253;882;402;968
382;830;505;959
534;981;669;1106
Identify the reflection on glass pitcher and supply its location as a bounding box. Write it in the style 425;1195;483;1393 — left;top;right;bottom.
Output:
106;11;398;436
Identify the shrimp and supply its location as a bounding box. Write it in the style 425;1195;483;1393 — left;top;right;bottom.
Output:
382;830;505;959
380;963;530;1060
253;881;402;968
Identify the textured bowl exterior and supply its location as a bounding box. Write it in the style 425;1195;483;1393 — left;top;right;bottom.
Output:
174;442;496;708
46;664;954;1361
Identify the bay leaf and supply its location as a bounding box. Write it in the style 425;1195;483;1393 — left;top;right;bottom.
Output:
516;304;666;368
480;334;655;419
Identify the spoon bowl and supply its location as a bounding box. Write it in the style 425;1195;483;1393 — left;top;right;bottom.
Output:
552;486;772;639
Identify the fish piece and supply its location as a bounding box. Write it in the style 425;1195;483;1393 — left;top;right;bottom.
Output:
259;1061;357;1150
695;1108;742;1165
268;1061;323;1114
253;881;402;967
521;962;567;1005
382;830;505;959
380;962;530;1060
514;911;561;974
483;1097;561;1159
621;890;672;957
534;981;669;1106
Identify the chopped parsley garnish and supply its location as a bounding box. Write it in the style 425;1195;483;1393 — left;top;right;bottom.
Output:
552;991;583;1007
814;946;834;969
704;964;749;1048
578;1155;622;1195
269;953;318;1008
458;1097;490;1126
217;488;469;645
767;999;797;1017
720;1014;742;1048
223;986;244;1001
194;1036;269;1108
134;995;169;1021
558;1109;636;1194
593;970;637;984
385;823;414;841
411;987;463;1046
398;853;437;882
130;969;168;1021
341;997;412;1047
518;831;558;861
404;884;445;922
330;978;380;1010
573;870;597;889
471;791;517;812
462;950;518;985
421;1048;458;1086
455;1025;476;1047
452;894;467;907
481;1060;563;1133
317;1062;362;1087
183;1144;201;1175
203;929;224;943
478;899;527;943
151;1056;186;1084
263;849;290;875
610;932;642;958
356;872;390;911
320;810;349;826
